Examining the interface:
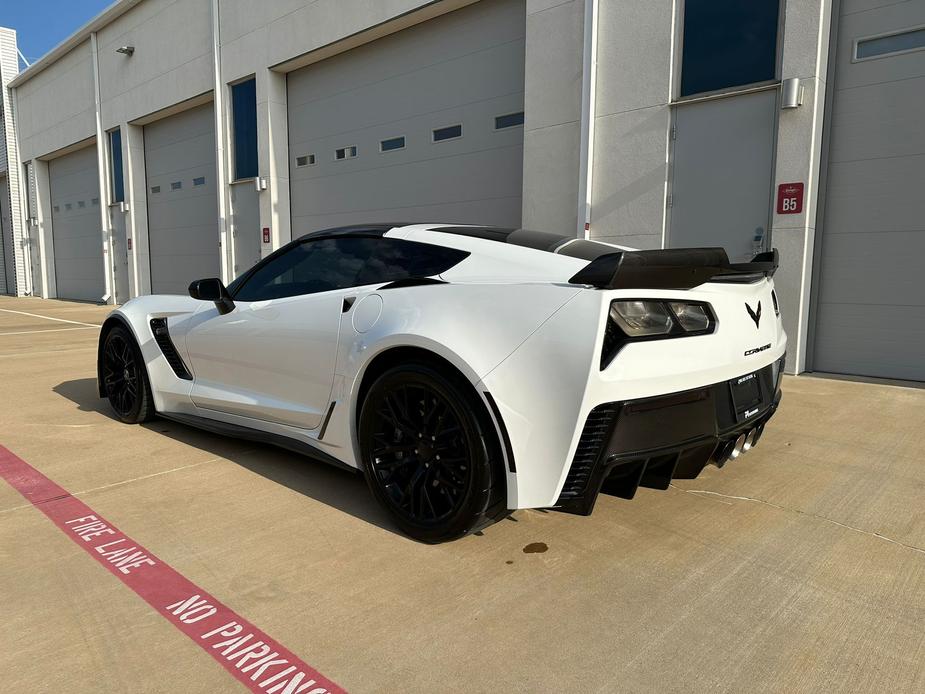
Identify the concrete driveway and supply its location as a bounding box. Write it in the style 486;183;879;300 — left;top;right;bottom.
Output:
0;295;923;693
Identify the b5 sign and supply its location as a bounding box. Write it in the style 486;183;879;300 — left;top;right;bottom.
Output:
777;182;804;214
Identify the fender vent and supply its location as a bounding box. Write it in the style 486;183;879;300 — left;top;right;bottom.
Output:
150;318;192;380
558;404;619;500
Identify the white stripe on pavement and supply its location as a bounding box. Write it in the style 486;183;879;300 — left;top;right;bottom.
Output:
0;327;98;336
0;308;101;328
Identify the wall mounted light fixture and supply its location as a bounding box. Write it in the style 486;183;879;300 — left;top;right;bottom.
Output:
781;78;804;109
116;46;135;56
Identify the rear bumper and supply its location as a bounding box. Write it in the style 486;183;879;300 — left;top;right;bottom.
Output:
553;355;785;515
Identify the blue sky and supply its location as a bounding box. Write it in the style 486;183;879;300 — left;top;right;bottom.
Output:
1;0;113;67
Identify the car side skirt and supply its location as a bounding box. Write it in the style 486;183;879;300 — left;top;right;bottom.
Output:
158;412;358;474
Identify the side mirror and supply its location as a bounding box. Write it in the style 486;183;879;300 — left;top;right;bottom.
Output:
188;278;235;315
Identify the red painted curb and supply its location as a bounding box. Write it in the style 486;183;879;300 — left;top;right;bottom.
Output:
0;445;345;694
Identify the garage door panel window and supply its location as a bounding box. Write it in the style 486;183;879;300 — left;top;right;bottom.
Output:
680;0;780;97
856;27;925;61
433;124;462;142
494;112;524;130
380;136;406;153
335;146;358;160
231;78;258;180
233;237;468;301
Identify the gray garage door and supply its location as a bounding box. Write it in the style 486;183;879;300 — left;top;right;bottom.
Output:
813;2;925;381
145;104;220;295
0;175;12;294
287;0;525;235
49;146;105;302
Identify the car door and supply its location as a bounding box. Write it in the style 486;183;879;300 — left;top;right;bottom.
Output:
183;233;471;429
184;238;351;430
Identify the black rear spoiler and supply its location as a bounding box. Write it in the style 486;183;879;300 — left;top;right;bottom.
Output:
568;248;779;290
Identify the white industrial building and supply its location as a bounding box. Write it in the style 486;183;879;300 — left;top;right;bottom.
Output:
0;0;922;382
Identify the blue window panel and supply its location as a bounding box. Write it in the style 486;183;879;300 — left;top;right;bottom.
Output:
681;0;780;97
495;112;524;129
231;78;258;180
380;136;405;152
433;124;462;142
109;128;125;203
857;28;925;60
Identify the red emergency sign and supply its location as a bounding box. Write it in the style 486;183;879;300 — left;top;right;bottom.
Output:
776;182;804;215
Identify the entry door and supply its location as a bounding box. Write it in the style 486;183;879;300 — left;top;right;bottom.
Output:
183;292;344;430
230;181;260;279
110;205;130;303
668;90;777;261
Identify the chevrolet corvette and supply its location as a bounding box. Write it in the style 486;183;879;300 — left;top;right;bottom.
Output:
97;223;786;542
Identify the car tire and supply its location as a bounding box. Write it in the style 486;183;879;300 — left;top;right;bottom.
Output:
101;325;156;424
358;361;506;543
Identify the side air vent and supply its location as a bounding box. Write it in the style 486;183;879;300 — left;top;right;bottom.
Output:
557;404;619;500
150;318;192;380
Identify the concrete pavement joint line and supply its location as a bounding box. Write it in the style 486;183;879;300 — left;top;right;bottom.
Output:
0;326;98;336
0;347;97;358
0;445;346;693
0;308;102;328
670;485;925;557
0;456;242;516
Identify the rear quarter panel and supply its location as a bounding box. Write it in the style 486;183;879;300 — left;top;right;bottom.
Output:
317;282;582;470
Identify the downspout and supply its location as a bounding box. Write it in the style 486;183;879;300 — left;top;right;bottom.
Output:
210;0;232;284
91;31;114;304
576;0;599;239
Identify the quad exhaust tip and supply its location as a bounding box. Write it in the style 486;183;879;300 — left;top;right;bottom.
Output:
730;434;748;460
712;425;763;467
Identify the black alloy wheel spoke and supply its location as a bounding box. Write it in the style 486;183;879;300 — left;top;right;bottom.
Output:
369;382;472;524
104;334;139;417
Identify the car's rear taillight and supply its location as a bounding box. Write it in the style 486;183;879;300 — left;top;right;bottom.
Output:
601;299;716;369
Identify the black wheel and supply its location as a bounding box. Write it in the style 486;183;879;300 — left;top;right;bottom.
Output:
101;326;155;424
358;362;506;543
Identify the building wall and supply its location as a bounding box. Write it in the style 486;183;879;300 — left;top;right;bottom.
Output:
521;0;584;236
15;41;96;162
97;0;214;129
0;28;27;296
5;0;844;375
589;0;675;250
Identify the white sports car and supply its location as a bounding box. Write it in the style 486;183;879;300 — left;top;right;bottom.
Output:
98;224;786;542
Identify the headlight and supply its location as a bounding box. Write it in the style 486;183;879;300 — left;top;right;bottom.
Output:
609;300;673;337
